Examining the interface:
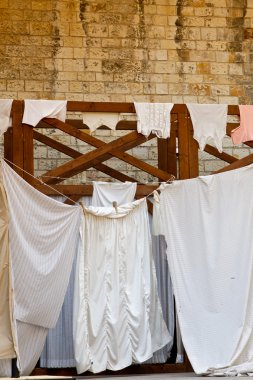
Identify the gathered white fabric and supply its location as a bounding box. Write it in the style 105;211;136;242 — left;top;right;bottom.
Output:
83;112;121;132
74;197;171;374
186;103;228;152
91;181;137;207
134;102;174;139
157;165;253;375
0;99;13;136
1;160;81;375
22;100;67;127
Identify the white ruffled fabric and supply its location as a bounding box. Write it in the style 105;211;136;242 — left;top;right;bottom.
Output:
22;100;67;127
0;99;13;136
156;165;253;376
74;198;171;374
186;103;228;153
1;160;81;375
91;181;137;207
134;102;174;139
83;112;121;132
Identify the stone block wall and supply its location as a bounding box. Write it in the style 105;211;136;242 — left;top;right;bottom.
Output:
1;0;253;179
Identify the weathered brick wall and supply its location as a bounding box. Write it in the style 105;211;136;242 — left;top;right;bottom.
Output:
1;0;253;178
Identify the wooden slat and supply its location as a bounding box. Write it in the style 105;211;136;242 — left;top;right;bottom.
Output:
34;184;158;196
204;144;237;164
12;100;24;176
214;153;253;174
4;128;13;166
40;131;143;184
177;111;190;179
42;119;172;183
23;124;34;183
34;131;138;183
187;115;199;178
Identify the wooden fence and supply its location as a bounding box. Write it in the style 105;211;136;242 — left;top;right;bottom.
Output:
4;101;252;376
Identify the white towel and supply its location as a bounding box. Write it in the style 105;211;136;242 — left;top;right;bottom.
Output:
134;102;174;139
22;100;67;127
74;198;171;373
91;181;137;207
157;165;253;375
0;99;13;136
186;103;228;152
83;112;121;132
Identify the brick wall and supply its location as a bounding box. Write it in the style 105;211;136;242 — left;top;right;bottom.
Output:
1;0;253;178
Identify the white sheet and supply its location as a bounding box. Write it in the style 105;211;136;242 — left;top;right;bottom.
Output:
157;165;253;375
74;198;171;373
1;160;81;375
186;103;227;153
134;102;174;139
91;181;136;207
0;99;13;136
83;112;121;132
22;100;67;127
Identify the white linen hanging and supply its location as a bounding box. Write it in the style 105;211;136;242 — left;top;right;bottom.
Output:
22;100;67;127
91;181;137;207
186;103;227;153
0;99;13;136
74;198;171;374
157;165;253;375
1;160;81;375
83;112;121;132
134;102;174;139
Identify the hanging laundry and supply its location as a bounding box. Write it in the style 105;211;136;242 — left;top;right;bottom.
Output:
155;165;253;375
22;99;67;127
40;195;92;369
74;198;171;374
0;171;15;360
0;99;13;136
186;103;228;153
91;181;137;207
83;112;121;132
1;160;81;376
231;105;253;144
134;102;174;139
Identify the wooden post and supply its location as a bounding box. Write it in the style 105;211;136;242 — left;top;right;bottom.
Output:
157;113;177;179
177;109;190;179
12;100;24;177
23;124;34;183
4;128;13;166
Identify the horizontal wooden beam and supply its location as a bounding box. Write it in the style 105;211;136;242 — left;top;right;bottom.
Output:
34;184;158;197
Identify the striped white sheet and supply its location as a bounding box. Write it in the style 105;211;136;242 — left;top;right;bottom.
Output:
1;160;81;375
0;359;12;377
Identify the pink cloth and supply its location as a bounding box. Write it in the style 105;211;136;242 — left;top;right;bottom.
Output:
231;105;253;144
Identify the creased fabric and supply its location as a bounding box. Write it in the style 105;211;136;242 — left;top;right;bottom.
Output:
186;103;228;153
74;198;171;374
0;99;13;136
22;100;67;127
231;105;253;145
0;172;15;360
134;102;174;139
83;112;121;132
91;181;137;207
1;160;81;375
157;165;253;375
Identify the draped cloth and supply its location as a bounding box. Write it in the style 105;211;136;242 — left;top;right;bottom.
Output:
22;100;67;127
156;165;253;375
0;160;81;376
0;99;13;136
186;103;227;153
91;181;137;207
74;198;171;374
0;170;15;360
134;102;174;139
